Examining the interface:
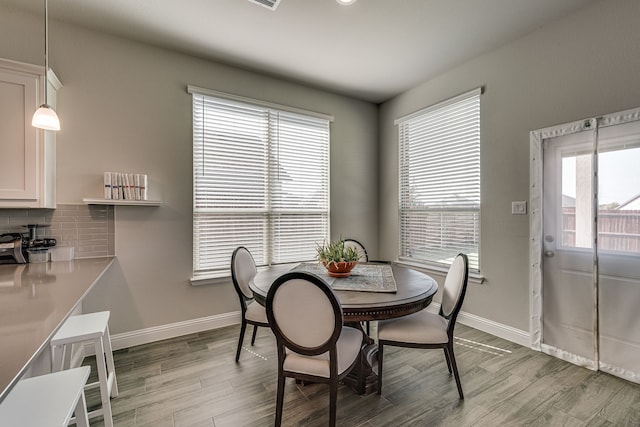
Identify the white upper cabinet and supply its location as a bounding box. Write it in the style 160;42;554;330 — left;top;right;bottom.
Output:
0;58;61;208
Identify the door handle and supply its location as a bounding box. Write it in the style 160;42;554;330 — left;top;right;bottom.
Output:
544;250;555;257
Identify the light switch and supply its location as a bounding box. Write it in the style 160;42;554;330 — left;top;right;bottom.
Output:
512;201;527;215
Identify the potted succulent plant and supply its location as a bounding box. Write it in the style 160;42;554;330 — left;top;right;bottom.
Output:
316;238;361;277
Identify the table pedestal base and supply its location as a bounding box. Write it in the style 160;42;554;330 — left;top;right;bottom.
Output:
341;322;379;395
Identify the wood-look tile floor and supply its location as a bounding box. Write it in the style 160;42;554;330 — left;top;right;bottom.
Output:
82;323;640;426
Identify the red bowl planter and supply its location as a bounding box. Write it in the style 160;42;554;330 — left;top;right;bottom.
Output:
322;260;358;278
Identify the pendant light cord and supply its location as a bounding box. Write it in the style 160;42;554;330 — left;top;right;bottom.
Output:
43;0;49;106
31;0;60;131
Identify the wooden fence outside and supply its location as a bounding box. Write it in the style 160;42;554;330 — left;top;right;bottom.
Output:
563;208;640;253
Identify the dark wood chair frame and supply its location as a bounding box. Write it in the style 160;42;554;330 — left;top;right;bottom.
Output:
377;253;469;399
266;271;360;427
231;246;269;362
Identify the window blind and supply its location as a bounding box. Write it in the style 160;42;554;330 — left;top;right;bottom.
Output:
398;89;481;270
192;93;330;278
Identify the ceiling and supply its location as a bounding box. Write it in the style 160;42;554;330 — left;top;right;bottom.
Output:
5;0;597;103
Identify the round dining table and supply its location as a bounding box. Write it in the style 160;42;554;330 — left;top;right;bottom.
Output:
250;262;438;394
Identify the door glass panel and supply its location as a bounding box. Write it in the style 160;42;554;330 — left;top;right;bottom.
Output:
597;146;640;254
561;154;593;249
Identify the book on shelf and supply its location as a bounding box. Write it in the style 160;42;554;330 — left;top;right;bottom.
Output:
103;172;149;201
140;173;147;200
125;173;132;200
111;172;119;200
103;172;112;199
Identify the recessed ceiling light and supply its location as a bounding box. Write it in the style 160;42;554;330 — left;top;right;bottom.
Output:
336;0;357;5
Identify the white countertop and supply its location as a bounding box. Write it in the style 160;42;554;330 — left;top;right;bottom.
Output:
0;257;115;403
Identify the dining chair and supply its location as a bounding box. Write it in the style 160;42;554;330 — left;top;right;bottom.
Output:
266;271;363;427
231;246;269;362
343;238;368;262
377;253;469;399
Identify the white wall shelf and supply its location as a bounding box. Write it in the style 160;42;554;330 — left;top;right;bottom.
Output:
82;198;162;206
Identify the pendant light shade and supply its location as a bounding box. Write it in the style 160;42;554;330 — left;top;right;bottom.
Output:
32;103;60;131
32;0;60;131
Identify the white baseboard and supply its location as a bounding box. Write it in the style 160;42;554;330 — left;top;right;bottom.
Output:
427;303;531;347
83;307;530;357
112;311;242;351
83;311;242;356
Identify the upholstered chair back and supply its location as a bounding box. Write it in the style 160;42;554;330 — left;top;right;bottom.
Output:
267;272;342;355
231;246;258;299
343;239;369;262
230;246;269;362
440;254;469;319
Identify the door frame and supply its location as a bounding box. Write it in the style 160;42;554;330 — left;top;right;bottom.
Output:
529;107;640;352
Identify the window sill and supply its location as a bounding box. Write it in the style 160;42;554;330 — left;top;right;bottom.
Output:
190;274;230;286
190;264;285;286
190;263;295;286
394;260;485;284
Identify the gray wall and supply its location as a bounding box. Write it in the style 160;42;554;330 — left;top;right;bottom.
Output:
0;6;379;334
379;0;640;331
3;0;638;338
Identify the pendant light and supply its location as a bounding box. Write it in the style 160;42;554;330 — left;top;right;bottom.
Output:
32;0;60;131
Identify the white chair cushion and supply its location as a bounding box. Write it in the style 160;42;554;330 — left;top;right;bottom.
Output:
245;300;268;324
234;249;258;299
283;326;362;378
272;279;337;348
377;310;449;345
442;255;465;317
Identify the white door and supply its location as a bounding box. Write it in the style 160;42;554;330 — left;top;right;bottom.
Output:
541;126;598;368
535;113;640;382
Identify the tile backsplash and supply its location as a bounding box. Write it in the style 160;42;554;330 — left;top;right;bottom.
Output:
0;204;114;258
